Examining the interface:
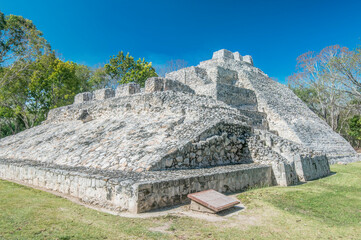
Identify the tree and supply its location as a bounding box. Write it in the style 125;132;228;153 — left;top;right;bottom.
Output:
0;11;50;88
0;12;163;139
75;64;93;92
289;86;320;114
288;45;349;130
104;51;157;87
0;52;89;130
30;53;85;109
288;44;361;148
348;115;361;140
87;66;111;90
157;59;188;77
330;45;361;99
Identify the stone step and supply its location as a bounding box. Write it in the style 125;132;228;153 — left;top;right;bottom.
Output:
238;109;268;129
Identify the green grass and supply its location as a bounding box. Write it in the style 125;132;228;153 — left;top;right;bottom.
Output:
239;163;361;226
1;162;361;240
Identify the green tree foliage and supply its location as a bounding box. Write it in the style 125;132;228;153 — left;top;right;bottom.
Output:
348;115;361;140
0;52;89;130
0;12;158;139
88;66;113;90
104;51;157;87
0;11;50;87
29;52;86;109
290;86;320;114
74;64;93;92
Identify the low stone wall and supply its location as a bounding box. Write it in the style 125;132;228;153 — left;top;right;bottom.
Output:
294;154;330;181
131;164;273;213
145;77;195;94
166;66;212;87
0;159;138;212
93;88;115;101
116;83;141;97
74;92;93;104
254;130;331;184
0;158;273;213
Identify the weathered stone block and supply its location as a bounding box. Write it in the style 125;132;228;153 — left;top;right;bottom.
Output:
74;92;93;104
215;84;258;109
190;200;216;213
206;66;238;85
145;77;164;92
93;88;115;100
212;49;234;60
233;52;243;61
243;55;253;65
116;83;141;97
145;77;195;94
294;154;330;181
166;66;211;87
271;161;298;186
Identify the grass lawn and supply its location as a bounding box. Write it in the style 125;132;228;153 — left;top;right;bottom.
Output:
1;162;361;240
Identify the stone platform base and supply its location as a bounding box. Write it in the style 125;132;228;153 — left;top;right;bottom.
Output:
190;201;218;213
0;159;273;213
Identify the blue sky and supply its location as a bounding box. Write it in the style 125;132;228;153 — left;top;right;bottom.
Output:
2;0;361;83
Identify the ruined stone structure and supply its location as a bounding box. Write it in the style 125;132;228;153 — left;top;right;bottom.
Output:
0;49;356;213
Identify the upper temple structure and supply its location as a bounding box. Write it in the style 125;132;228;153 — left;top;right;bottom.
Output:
0;49;358;213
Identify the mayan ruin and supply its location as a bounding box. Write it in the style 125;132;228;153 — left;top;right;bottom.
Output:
1;49;357;214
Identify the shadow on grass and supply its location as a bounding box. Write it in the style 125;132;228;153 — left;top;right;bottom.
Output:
217;205;244;216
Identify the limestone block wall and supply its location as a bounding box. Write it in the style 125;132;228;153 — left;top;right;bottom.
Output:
293;154;330;182
166;67;214;97
115;83;141;97
166;69;257;110
150;122;252;170
166;66;212;86
0;159;138;212
215;84;257;110
206;66;238;85
93;88;115;101
270;161;298;186
243;55;253;65
233;52;243;61
135;165;273;213
0;158;273;213
148;120;329;186
211;49;253;66
252;130;330;183
212;49;235;60
238;110;268;129
74;92;93;104
145;77;195;94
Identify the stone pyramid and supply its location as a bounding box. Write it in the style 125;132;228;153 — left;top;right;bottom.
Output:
0;49;354;213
